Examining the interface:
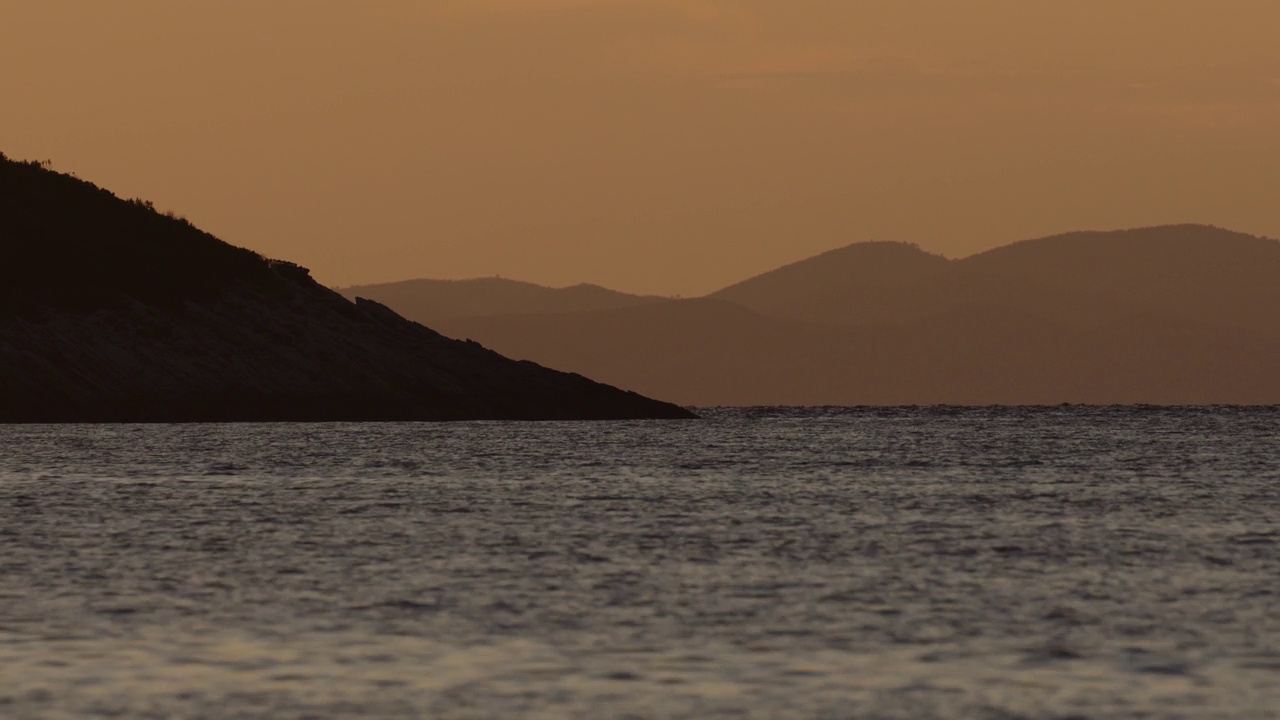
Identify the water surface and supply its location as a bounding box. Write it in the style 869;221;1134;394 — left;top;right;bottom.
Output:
1;407;1278;718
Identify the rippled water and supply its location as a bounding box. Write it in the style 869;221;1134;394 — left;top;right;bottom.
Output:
1;407;1278;719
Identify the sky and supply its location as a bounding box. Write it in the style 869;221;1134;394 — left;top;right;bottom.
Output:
4;1;1279;295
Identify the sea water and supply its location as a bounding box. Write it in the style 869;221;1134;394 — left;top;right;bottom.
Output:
1;407;1277;719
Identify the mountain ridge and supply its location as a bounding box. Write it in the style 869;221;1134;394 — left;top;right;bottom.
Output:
379;224;1280;406
337;277;666;326
0;153;693;421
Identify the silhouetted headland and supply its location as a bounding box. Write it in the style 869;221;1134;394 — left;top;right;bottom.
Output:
377;226;1280;406
0;153;694;421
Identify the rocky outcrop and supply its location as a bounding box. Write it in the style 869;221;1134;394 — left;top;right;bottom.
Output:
0;154;693;421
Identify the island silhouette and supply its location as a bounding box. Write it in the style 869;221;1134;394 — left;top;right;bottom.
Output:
344;226;1280;406
0;153;693;421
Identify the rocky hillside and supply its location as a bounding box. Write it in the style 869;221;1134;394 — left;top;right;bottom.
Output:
0;153;693;421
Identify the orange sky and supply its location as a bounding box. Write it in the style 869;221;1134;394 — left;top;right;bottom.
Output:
4;1;1279;295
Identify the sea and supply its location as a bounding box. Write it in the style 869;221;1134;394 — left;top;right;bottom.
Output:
0;407;1277;719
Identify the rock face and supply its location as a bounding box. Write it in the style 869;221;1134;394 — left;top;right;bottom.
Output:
0;154;693;421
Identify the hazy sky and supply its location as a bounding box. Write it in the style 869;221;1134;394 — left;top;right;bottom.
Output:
4;1;1279;295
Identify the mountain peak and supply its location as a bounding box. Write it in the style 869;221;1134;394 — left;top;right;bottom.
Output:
709;240;950;325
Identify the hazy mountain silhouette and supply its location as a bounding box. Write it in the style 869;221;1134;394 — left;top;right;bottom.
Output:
412;225;1280;406
0;153;692;421
959;226;1280;338
712;226;1280;338
432;299;1280;406
337;278;663;326
710;241;953;327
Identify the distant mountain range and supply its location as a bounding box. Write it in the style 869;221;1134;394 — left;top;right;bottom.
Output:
342;225;1280;406
337;277;664;327
0;153;692;421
